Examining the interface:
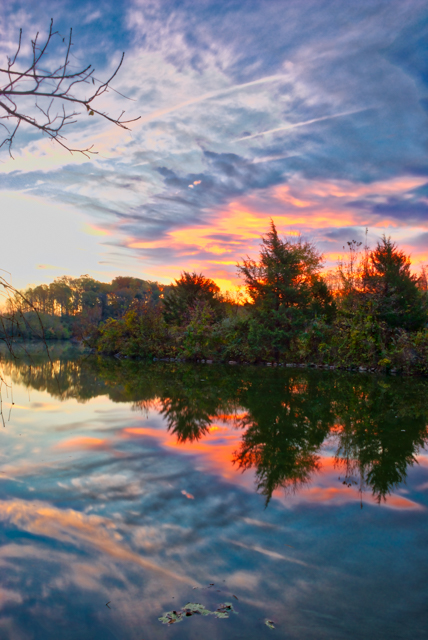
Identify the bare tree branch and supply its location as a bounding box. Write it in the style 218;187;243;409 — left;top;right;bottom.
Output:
0;19;140;157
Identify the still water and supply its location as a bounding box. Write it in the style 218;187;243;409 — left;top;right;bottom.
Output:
0;345;427;639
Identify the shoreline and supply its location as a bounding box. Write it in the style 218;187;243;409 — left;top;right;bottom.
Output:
0;339;425;377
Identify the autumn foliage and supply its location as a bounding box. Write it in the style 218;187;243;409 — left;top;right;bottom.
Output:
2;223;427;373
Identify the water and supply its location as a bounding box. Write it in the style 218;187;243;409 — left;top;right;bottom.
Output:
0;345;427;639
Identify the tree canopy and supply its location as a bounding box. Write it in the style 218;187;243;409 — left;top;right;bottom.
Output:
238;220;333;313
163;271;222;325
363;236;426;331
237;221;334;356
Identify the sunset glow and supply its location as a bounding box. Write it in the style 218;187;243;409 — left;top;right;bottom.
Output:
1;0;427;290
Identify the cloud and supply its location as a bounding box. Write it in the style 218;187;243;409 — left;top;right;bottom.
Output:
324;228;366;243
54;436;110;451
406;231;428;248
234;107;375;141
2;0;428;287
349;196;428;224
225;539;311;567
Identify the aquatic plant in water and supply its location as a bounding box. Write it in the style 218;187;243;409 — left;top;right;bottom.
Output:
158;602;237;624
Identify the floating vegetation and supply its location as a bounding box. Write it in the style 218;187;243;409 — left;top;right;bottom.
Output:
183;603;211;617
265;619;275;629
214;603;236;618
158;602;237;625
158;610;184;625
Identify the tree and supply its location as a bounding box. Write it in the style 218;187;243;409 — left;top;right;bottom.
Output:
363;236;426;331
237;221;333;357
238;220;331;311
163;271;222;325
0;19;140;157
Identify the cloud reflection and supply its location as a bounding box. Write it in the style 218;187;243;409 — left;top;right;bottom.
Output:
1;350;428;637
0;499;196;584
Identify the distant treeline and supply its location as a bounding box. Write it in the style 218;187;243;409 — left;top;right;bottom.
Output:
2;223;428;373
1;275;166;341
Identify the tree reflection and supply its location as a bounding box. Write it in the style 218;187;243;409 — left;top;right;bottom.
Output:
161;390;217;443
232;375;334;504
2;348;428;506
333;378;428;502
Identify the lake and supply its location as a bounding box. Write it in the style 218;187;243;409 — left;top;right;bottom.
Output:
0;344;427;639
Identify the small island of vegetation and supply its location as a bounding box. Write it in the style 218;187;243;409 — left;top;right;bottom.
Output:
2;222;427;375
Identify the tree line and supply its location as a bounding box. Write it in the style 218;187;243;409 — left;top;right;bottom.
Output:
2;222;428;373
95;222;428;374
1;275;165;341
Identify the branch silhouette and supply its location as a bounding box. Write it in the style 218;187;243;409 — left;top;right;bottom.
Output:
0;19;140;157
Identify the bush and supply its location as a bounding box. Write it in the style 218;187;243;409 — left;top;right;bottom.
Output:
96;303;171;358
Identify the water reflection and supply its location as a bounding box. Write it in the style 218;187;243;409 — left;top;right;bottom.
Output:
4;350;428;505
334;380;428;502
1;347;428;639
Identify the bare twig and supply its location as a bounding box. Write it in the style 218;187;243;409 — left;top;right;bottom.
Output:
0;19;140;157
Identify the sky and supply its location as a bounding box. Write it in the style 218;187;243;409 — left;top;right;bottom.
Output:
1;0;428;291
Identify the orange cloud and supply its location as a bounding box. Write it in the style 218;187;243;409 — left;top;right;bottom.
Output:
37;264;61;270
125;173;428;290
82;223;110;237
296;175;427;199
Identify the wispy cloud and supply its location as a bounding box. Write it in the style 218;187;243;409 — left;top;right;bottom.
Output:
1;0;428;287
234;107;376;141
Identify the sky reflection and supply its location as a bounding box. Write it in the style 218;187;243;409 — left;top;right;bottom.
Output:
0;350;427;639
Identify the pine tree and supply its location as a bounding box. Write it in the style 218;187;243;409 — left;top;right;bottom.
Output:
363;236;426;331
238;221;333;357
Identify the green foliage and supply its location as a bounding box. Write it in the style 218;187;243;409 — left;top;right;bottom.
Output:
175;300;216;359
237;220;334;357
238;220;331;311
3;274;164;344
0;311;70;341
7;223;428;372
213;313;253;362
163;271;223;325
332;300;385;365
96;303;170;358
90;226;428;372
364;236;426;331
8;274;163;323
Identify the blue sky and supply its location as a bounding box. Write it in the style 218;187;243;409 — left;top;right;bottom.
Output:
1;0;428;289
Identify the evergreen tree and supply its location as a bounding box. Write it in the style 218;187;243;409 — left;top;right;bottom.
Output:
363;236;426;331
238;221;333;357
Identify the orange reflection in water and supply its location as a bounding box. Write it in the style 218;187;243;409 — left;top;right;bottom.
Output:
274;485;423;510
122;422;249;485
54;436;110;451
121;422;425;509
